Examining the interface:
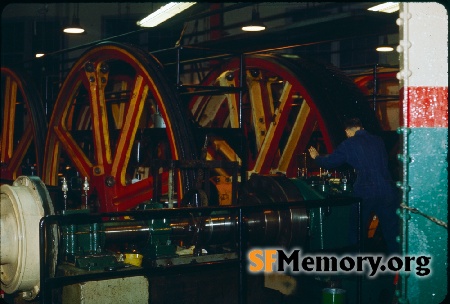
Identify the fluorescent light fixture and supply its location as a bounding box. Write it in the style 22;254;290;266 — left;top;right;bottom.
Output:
137;2;196;28
376;46;394;52
368;2;399;13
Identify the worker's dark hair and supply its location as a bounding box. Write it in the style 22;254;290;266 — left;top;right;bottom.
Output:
343;117;363;129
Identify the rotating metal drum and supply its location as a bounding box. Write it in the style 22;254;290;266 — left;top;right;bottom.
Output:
42;42;197;212
0;176;58;300
1;67;47;181
241;174;309;248
189;54;380;177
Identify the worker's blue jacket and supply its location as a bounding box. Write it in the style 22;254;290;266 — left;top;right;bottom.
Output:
314;129;397;201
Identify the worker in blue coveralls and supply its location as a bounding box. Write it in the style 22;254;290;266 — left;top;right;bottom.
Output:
308;117;399;255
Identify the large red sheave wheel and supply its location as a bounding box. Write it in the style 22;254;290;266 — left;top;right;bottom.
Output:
43;42;197;212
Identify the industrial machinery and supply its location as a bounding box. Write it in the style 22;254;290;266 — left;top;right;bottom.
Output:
1;173;361;303
41;42;198;213
1;176;58;301
40;42;379;213
0;67;47;180
188;53;380;178
1;42;374;303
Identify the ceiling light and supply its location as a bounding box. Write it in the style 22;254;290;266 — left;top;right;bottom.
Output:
376;35;394;52
367;2;399;13
242;7;266;32
35;5;48;57
63;4;85;34
376;46;394;52
63;18;85;34
137;2;196;28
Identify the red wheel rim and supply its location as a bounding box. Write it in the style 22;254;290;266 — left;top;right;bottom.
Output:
43;43;196;212
1;67;46;180
189;54;361;177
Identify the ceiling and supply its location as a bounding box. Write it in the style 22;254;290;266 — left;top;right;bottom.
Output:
1;2;400;72
193;11;397;54
158;2;398;53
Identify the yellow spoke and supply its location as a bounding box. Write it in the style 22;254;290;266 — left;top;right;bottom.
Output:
1;76;17;162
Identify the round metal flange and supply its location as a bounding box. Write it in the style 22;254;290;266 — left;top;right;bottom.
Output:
0;176;57;300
